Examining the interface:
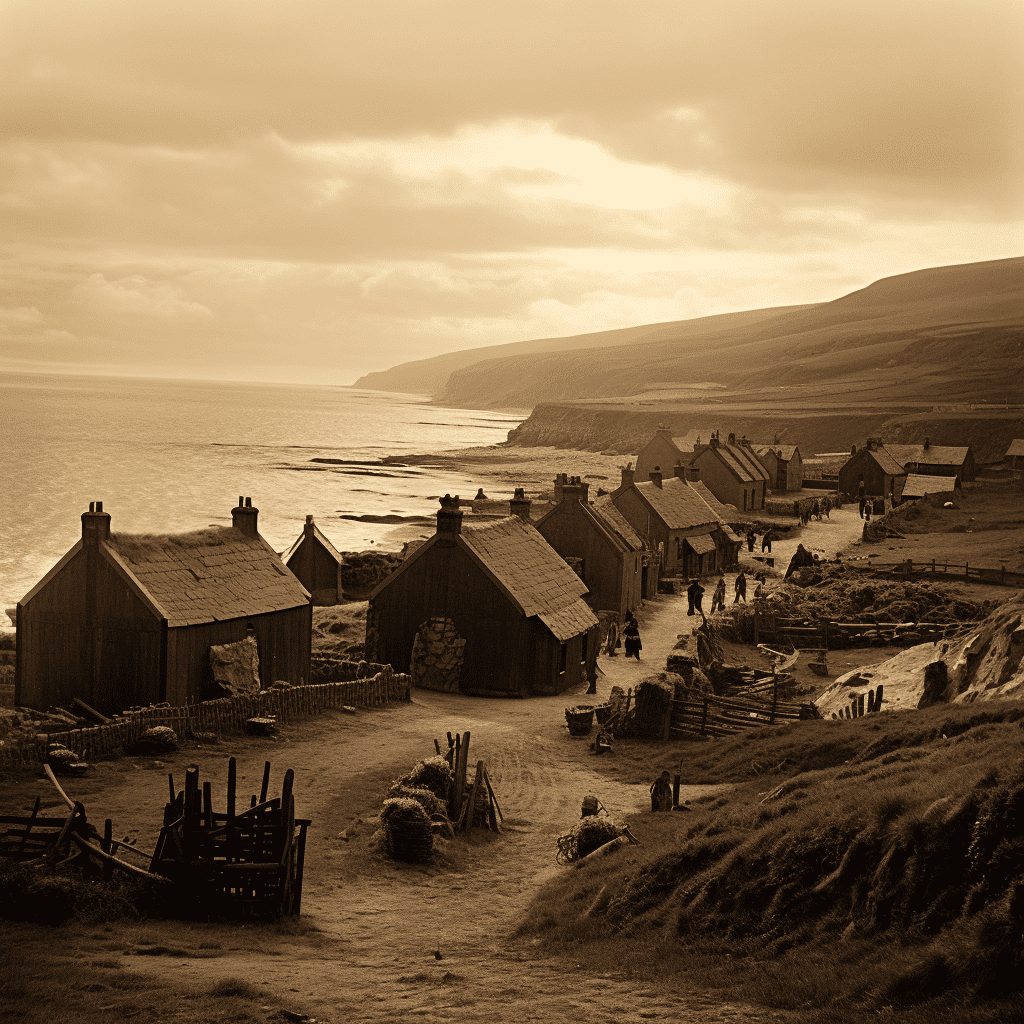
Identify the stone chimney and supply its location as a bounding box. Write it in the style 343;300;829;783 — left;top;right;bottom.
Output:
709;431;720;449
656;424;673;437
304;514;315;535
436;494;463;543
232;496;259;537
552;472;569;504
727;431;737;445
81;500;111;546
620;463;635;489
851;444;858;456
673;460;699;482
579;480;590;503
649;466;663;488
509;487;532;521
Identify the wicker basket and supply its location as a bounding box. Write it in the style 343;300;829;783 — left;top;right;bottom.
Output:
387;820;434;863
594;703;613;725
565;705;595;736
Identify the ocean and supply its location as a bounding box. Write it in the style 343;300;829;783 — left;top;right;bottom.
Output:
0;372;521;613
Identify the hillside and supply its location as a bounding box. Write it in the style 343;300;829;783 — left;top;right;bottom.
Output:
355;258;1023;414
352;304;809;395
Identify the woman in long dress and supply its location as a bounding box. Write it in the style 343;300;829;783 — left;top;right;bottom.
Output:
622;614;642;661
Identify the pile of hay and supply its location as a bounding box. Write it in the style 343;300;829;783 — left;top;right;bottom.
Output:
394;756;453;800
559;817;622;862
387;784;448;821
379;797;433;863
632;674;680;738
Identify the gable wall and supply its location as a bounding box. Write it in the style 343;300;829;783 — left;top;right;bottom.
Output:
635;435;684;481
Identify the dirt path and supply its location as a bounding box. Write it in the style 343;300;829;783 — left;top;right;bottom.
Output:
8;590;784;1024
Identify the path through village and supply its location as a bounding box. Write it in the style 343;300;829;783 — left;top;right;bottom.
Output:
13;510;864;1023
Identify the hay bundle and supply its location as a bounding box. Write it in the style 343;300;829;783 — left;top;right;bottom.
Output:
387;784;448;821
560;817;622;861
380;797;433;863
633;674;678;738
395;756;453;800
125;726;178;755
565;705;595;736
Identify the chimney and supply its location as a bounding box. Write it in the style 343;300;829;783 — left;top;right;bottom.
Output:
709;431;720;449
685;465;700;482
924;437;931;450
232;496;259;537
510;487;532;521
620;463;635;489
553;472;569;504
649;466;663;488
304;514;315;535
851;444;858;456
656;424;673;437
579;480;590;503
727;432;736;445
436;494;463;542
81;500;111;546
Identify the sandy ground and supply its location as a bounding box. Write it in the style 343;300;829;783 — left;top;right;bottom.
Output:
2;595;787;1024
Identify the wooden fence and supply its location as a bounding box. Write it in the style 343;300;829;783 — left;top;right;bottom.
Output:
752;610;975;650
829;685;884;720
0;667;411;770
669;688;819;739
862;559;1023;588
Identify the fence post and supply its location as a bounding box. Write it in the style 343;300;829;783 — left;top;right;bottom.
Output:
770;676;778;724
753;608;760;645
700;698;708;736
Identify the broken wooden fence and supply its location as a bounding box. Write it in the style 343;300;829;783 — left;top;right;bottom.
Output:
670;690;819;740
829;685;885;719
752;610;975;650
0;668;411;770
435;730;502;834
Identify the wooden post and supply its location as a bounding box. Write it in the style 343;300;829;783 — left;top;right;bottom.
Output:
753;607;760;646
259;760;271;804
202;780;213;828
867;689;875;714
101;818;113;882
672;774;681;809
699;698;709;736
857;693;866;718
770;677;778;724
875;684;884;711
226;757;237;822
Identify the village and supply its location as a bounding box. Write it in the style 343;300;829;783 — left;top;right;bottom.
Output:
2;423;1022;1024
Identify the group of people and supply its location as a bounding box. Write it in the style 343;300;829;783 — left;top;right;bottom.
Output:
798;496;832;526
684;566;769;618
745;528;774;553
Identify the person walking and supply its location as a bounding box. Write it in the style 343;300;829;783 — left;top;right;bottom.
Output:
761;529;773;553
746;528;756;553
623;614;642;661
686;577;705;617
711;573;726;614
604;617;619;657
733;570;747;604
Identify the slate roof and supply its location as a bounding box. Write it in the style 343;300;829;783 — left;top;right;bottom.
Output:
755;444;799;462
459;517;597;642
902;474;959;498
1008;439;1024;458
635;478;719;531
685;534;717;556
106;528;310;627
282;520;344;566
592;496;645;551
695;443;771;483
884;443;971;468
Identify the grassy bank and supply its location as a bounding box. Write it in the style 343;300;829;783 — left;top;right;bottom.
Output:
521;703;1024;1023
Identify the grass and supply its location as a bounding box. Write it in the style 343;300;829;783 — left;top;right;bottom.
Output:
521;701;1024;1023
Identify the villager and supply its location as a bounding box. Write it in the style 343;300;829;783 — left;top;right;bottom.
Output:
754;580;765;599
586;663;598;696
813;498;821;521
474;487;487;500
711;573;726;614
686;578;705;618
623;615;642;661
864;503;872;524
858;496;866;519
733;570;747;604
650;771;673;812
605;618;619;657
746;529;756;552
761;530;773;553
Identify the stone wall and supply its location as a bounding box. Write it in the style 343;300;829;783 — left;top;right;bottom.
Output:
410;617;465;692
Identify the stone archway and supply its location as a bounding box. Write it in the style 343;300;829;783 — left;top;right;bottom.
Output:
409;617;466;692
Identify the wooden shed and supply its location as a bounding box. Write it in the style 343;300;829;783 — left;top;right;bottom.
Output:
610;467;721;579
283;515;345;605
837;441;907;502
366;496;598;697
535;474;644;620
754;444;803;492
15;498;312;714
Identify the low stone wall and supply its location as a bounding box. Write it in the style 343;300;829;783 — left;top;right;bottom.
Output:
0;667;410;770
310;654;389;683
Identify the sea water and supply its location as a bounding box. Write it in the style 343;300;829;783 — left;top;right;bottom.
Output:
0;372;521;611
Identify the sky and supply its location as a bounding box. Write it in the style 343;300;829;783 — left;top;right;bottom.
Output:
1;1;1022;385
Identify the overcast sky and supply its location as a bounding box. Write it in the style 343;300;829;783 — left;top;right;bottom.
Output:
1;1;1021;384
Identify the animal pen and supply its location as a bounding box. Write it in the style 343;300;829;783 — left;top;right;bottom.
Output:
0;757;310;920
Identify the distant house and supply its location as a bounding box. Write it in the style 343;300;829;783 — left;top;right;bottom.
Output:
683;431;770;513
1007;439;1024;470
283;515;345;605
366;496;598;696
610;466;722;578
535;474;644;619
837;440;907;502
591;496;661;601
901;474;960;501
754;444;803;493
16;498;312;714
884;440;976;482
634;426;689;483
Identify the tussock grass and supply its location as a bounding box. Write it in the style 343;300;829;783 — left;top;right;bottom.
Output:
524;702;1024;1023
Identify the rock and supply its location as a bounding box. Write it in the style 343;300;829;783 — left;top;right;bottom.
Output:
918;659;950;708
208;636;261;698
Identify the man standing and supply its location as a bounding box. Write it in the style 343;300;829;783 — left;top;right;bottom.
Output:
746;528;756;552
733;570;747;604
711;573;726;614
761;529;773;553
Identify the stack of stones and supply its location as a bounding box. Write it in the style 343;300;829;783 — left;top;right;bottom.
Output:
410;617;466;692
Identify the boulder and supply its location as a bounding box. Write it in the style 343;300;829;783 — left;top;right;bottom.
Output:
208;637;260;698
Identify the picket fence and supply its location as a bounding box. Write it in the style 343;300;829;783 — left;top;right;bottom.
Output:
0;666;411;770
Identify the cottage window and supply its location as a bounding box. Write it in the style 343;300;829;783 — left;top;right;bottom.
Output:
558;643;567;674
